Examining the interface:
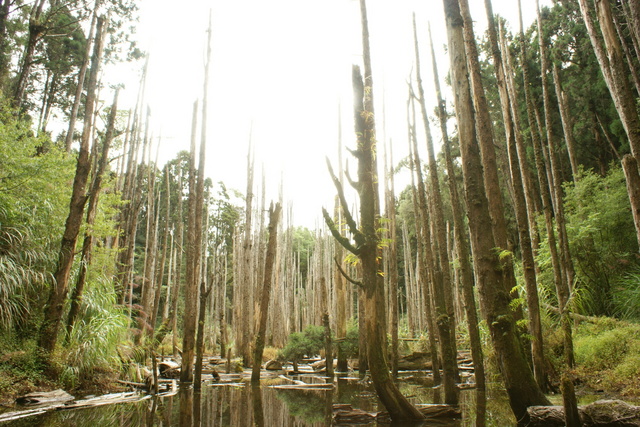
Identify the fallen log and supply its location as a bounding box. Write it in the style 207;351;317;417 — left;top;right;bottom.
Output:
332;403;460;424
15;389;74;406
527;399;640;426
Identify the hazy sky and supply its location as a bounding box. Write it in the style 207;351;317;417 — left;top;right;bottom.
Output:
114;0;552;228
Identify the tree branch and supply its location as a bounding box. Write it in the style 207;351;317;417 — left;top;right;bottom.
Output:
322;207;360;255
325;157;364;244
334;256;363;288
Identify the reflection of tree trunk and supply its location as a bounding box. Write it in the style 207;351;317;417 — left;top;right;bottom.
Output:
37;17;107;354
251;384;264;427
179;388;193;427
442;0;550;420
252;203;282;382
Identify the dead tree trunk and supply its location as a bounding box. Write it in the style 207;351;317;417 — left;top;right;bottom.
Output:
180;100;200;384
65;2;98;152
323;25;424;417
443;0;550;420
578;0;640;249
37;16;107;354
428;22;486;405
252;203;282;382
66;89;119;338
412;15;458;404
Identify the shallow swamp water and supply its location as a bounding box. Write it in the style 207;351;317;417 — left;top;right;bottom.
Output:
0;371;614;426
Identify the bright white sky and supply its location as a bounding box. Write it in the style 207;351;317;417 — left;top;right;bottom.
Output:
113;0;552;228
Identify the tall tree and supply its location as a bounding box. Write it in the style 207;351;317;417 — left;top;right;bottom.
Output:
252;202;282;382
37;16;107;354
428;21;486;412
578;0;640;248
442;0;550;420
412;14;458;404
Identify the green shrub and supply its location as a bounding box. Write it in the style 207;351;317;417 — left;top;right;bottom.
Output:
278;325;325;363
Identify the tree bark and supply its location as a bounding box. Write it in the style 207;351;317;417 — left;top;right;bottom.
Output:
428;22;486;408
65;1;98;152
252;203;281;382
66;89;119;338
442;0;550;421
180;100;200;384
412;15;458;404
622;155;640;250
13;0;47;108
37;16;107;354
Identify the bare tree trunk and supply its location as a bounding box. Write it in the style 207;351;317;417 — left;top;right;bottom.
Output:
428;23;486;408
240;135;255;367
442;0;550;420
180;100;200;384
412;16;458;404
252;203;282;382
13;0;47;108
65;1;98;152
384;138;399;379
66;89;119;338
482;1;548;392
37;16;107;354
498;21;547;392
323;6;424;418
457;0;522;315
622;155;640;249
578;0;640;250
194;280;212;390
407;97;441;385
537;1;577;374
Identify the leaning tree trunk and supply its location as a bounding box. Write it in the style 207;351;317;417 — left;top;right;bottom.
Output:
442;0;550;421
252;203;282;382
37;16;107;354
65;1;98;152
578;0;640;250
66;89;119;338
13;0;47;108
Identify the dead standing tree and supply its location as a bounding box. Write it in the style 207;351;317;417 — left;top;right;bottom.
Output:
323;62;424;422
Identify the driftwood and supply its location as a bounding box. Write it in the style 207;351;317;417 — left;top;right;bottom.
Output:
15;389;74;406
527;400;640;426
265;359;283;370
397;351;433;370
332;403;460;424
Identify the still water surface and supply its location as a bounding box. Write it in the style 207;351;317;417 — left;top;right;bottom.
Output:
0;373;527;426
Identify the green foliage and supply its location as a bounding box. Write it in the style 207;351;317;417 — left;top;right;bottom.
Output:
535;166;639;318
0;98;74;330
63;272;129;386
563;167;638;316
574;319;640;395
337;323;360;359
278;325;325;363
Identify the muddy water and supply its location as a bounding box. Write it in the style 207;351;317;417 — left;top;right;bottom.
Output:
1;374;518;426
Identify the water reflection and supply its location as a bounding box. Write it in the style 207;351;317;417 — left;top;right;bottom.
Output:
2;375;516;426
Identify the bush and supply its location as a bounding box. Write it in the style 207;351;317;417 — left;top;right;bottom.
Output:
278;325;325;364
574;319;640;395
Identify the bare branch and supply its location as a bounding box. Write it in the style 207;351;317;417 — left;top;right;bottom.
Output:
325;157;364;243
322;207;360;255
334;256;363;288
